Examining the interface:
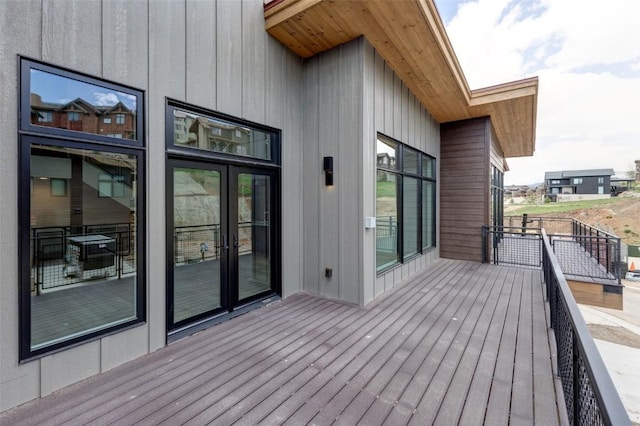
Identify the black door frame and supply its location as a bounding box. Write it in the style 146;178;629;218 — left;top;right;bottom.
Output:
166;157;280;338
227;165;279;308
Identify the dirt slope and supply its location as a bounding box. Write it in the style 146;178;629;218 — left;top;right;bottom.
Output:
527;196;640;245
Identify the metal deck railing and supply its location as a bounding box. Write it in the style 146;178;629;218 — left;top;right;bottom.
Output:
32;223;135;294
541;229;630;425
490;216;622;284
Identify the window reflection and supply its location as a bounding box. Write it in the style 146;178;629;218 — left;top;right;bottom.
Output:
403;148;418;175
29;69;138;140
30;144;138;349
173;110;272;161
376;138;398;170
376;172;398;271
423;181;435;249
403;177;419;258
422;155;435;179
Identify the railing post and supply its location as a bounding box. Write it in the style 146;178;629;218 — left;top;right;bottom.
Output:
482;226;487;263
616;238;621;284
117;231;122;280
573;333;580;424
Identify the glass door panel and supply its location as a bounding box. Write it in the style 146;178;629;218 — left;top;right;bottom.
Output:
168;162;276;334
236;173;271;301
172;166;224;324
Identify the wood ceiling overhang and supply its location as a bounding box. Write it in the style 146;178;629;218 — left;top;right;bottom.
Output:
264;0;538;158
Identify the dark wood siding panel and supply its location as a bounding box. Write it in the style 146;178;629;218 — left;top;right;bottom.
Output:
440;117;490;262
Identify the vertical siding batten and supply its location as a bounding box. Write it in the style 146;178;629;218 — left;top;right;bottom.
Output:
302;55;321;296
216;0;242;116
102;0;148;88
186;0;217;109
42;0;102;76
0;0;43;411
281;46;304;298
337;39;362;304
362;41;379;304
241;0;266;123
318;47;340;300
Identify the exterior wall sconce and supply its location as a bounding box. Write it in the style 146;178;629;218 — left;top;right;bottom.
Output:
323;156;334;186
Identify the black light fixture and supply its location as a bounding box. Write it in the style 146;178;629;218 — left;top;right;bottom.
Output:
323;156;334;186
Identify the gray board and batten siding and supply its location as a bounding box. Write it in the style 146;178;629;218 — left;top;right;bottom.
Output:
302;37;440;306
440;117;505;262
0;0;303;411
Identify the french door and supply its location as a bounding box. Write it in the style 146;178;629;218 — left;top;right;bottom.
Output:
167;159;278;333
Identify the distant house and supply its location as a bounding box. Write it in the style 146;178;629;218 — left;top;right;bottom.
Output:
545;169;614;201
30;94;136;139
610;176;635;195
504;184;531;198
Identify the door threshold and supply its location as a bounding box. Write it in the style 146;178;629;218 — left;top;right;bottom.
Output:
167;294;281;344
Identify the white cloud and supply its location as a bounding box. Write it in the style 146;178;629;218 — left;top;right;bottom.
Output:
438;0;640;184
118;92;137;109
93;92;119;106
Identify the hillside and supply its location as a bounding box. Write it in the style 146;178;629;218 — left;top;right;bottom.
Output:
505;193;640;245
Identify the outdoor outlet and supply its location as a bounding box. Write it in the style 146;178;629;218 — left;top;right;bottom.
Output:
325;268;333;278
365;216;376;229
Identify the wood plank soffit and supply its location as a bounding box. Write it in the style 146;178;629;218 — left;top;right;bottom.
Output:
264;0;539;158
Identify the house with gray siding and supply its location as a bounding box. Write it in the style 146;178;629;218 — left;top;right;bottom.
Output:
0;0;538;412
545;169;614;201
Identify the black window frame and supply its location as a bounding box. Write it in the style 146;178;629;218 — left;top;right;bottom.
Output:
165;99;281;167
490;165;504;229
18;57;146;361
20;58;144;147
376;134;437;275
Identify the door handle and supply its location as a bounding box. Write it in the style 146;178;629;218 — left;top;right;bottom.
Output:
222;234;229;251
233;234;239;250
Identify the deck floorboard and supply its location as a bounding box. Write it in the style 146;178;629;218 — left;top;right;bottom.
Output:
1;259;561;426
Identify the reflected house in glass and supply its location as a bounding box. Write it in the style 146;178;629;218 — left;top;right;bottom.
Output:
173;108;272;160
191;116;250;155
30;93;135;139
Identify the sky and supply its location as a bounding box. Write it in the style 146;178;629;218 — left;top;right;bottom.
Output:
31;69;137;110
433;0;640;185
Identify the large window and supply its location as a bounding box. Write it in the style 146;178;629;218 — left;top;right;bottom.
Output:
19;58;145;360
376;135;436;273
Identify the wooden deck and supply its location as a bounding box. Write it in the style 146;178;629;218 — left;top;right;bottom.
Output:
2;259;562;425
